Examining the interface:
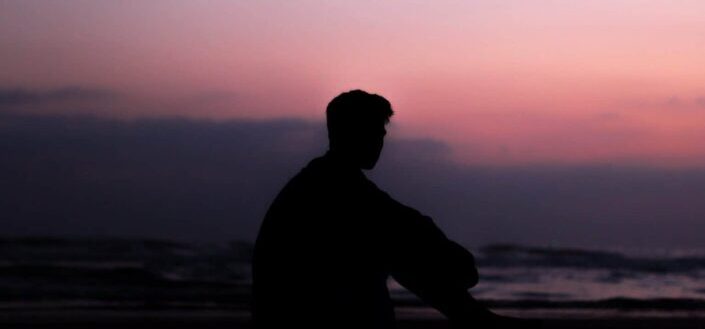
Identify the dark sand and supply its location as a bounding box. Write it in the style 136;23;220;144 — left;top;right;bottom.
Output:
2;310;705;329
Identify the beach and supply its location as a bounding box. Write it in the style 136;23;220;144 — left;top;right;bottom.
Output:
2;309;705;329
3;237;705;328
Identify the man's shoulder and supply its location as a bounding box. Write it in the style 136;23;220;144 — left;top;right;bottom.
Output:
276;155;337;195
290;155;330;184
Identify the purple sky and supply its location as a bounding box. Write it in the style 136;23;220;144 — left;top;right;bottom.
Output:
2;1;705;248
2;1;705;166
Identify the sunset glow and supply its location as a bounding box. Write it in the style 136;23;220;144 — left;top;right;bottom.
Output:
2;0;705;166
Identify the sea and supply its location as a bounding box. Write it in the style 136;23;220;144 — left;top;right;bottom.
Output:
2;237;705;319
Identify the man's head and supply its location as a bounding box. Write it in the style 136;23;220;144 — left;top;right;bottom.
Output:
326;90;393;170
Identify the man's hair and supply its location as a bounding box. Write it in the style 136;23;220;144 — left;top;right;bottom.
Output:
326;89;393;142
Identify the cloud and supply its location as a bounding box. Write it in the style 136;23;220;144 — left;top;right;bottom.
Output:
594;111;621;121
0;87;117;107
695;97;705;108
184;90;239;105
2;112;705;250
0;86;253;119
662;95;705;110
0;112;449;243
666;96;682;108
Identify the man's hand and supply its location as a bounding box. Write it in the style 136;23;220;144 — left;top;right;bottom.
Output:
452;312;542;329
440;291;543;329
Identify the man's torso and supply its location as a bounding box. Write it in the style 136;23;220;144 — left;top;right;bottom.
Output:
252;153;397;328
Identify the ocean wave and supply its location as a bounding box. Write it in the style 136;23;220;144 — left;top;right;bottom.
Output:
395;297;705;310
477;244;705;274
3;236;705;310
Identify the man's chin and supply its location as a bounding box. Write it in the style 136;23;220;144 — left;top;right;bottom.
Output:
361;162;378;170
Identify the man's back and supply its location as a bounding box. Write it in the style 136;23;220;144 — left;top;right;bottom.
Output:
252;152;396;328
252;151;479;328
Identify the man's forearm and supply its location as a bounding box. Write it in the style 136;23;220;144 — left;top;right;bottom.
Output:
415;288;493;325
429;290;542;329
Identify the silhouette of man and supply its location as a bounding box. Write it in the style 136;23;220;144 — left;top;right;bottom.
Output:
252;90;539;328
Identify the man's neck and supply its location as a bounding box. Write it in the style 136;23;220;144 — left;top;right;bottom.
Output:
324;149;363;173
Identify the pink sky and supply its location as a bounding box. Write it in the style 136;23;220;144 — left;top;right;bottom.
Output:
2;1;705;167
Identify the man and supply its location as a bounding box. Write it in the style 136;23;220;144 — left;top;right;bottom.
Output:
252;90;538;328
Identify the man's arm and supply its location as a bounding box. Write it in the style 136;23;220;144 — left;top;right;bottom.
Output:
378;190;542;328
378;192;480;321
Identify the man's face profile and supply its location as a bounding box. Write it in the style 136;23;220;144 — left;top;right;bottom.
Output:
357;121;387;170
334;118;387;170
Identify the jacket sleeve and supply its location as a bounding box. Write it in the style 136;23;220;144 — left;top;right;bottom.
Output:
378;190;479;305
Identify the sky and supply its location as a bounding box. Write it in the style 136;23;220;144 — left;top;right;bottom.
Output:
3;113;705;249
2;1;705;249
2;0;705;167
